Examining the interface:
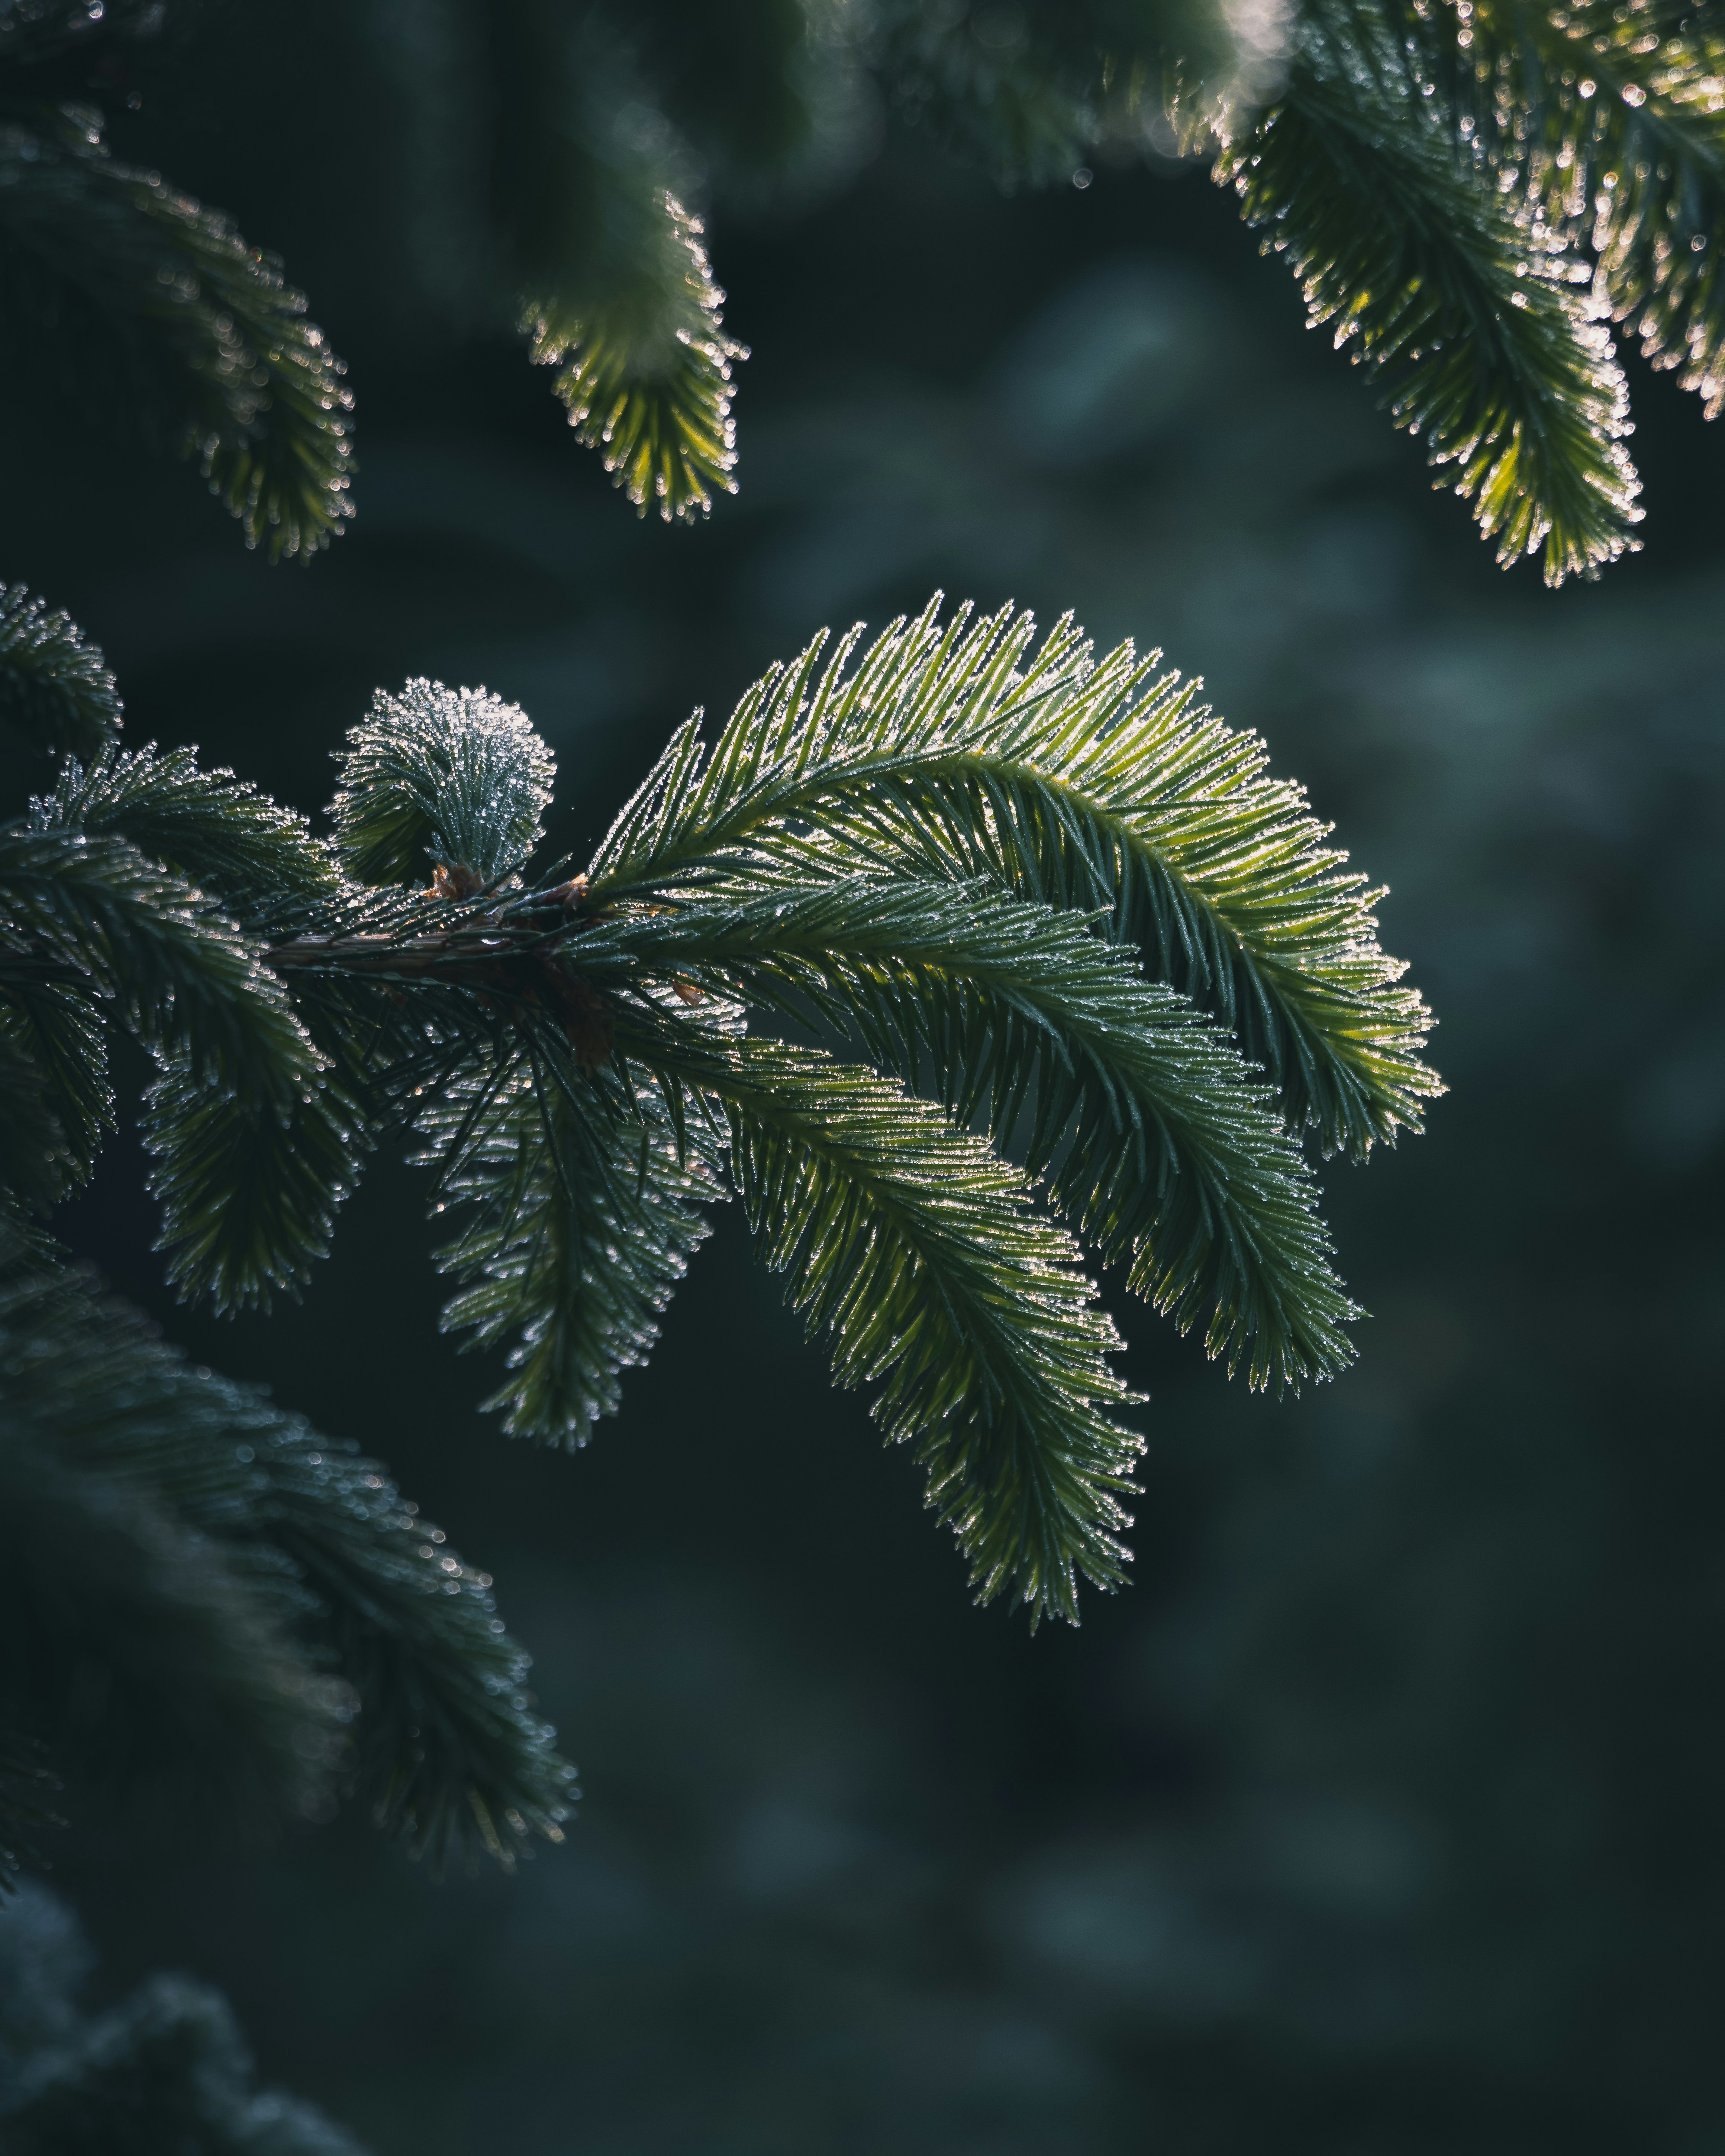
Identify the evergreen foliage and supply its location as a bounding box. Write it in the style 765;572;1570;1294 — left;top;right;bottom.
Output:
520;194;748;524
0;1231;576;1869
0;91;354;559
0;587;1438;1688
3;0;1721;568
876;0;1720;579
0;587;119;766
1224;58;1640;580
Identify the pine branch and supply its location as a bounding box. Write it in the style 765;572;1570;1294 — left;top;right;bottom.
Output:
0;824;355;1304
0;1020;74;1220
419;1060;722;1446
249;1421;575;1871
141;1067;364;1314
586;598;1440;1160
0;827;320;1116
0;983;109;1209
867;0;1258;185
578;875;1357;1386
618;1019;1141;1624
32;743;340;913
0;117;352;560
380;0;749;516
521;191;748;524
0;1240;575;1867
17;743;354;1304
1400;0;1725;419
0;595;1432;1631
0;585;120;766
331;681;556;890
1226;43;1642;582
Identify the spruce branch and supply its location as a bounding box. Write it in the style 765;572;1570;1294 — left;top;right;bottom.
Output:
30;742;338;914
1400;0;1725;419
620;1021;1142;1625
419;1063;722;1444
521;192;748;524
1225;49;1642;582
141;1066;364;1314
331;681;556;891
0;827;321;1117
0;585;120;766
0;1018;79;1220
577;874;1357;1387
0;825;349;1297
0;982;108;1210
587;598;1440;1159
0;116;353;560
2;590;1434;1629
425;0;748;516
0;1239;575;1867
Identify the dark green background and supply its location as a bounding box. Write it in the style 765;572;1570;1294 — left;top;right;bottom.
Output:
11;7;1725;2147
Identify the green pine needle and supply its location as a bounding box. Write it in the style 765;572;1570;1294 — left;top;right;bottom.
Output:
587;597;1441;1161
331;681;556;890
522;193;748;523
622;1023;1141;1625
0;585;121;765
1224;53;1643;584
420;1062;722;1444
1399;0;1725;422
0;119;353;561
0;1236;575;1867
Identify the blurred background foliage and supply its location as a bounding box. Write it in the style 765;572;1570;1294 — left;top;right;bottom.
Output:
5;0;1725;2149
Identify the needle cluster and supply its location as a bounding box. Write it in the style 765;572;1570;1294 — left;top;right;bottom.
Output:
2;586;1438;1694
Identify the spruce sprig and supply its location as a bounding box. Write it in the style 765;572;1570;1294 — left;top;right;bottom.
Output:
0;827;322;1117
522;195;749;525
4;0;1722;568
0;117;354;560
0;587;120;766
1404;0;1725;420
1;588;1438;1637
0;1237;576;1868
32;742;340;911
575;875;1358;1388
1225;50;1642;582
589;598;1440;1159
619;1022;1141;1623
420;1066;721;1441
